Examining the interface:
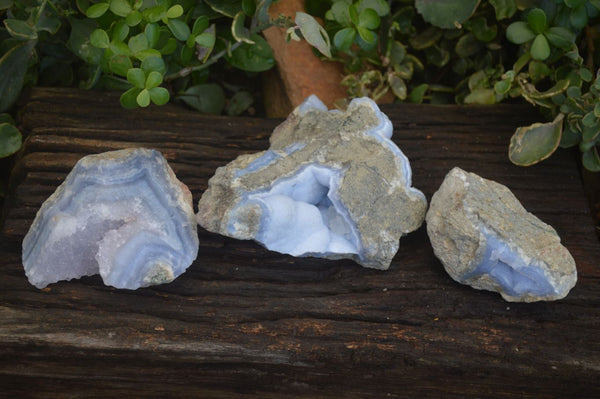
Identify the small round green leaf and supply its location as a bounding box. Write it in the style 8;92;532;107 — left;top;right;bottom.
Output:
594;102;600;117
167;19;191;41
145;23;160;48
530;34;550;61
226;34;274;72
494;79;512;95
195;32;216;48
509;114;563;166
128;33;148;54
415;0;480;29
90;29;110;49
579;68;593;82
149;87;169;105
583;111;598;128
109;39;132;56
136;88;151;107
464;88;496;104
389;41;406;65
455;32;483;58
388;73;407;100
528;60;550;82
177;83;225;114
569;4;588;29
358;8;380;29
192;16;209;36
109;54;132;76
506;21;535;44
582;147;600;172
467;17;497;42
357;26;375;44
127;68;146;88
409;83;429;104
226;90;254;116
145;70;162;89
86;2;109;18
566;86;581;98
333;27;356;52
0;123;22;158
121;87;140;108
143;5;166;23
167;4;184;18
544;27;575;49
110;0;132;17
489;0;517;20
141;55;166;74
410;26;442;50
135;49;161;61
112;20;130;42
126;10;142;26
329;1;351;26
527;8;547;34
158;38;177;55
357;0;390;16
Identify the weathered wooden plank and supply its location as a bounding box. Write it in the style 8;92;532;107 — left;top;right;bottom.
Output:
1;88;599;397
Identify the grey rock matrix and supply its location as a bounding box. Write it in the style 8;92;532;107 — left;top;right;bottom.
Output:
426;167;577;302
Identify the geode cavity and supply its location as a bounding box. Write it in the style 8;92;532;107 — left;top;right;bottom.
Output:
22;148;199;289
197;95;427;269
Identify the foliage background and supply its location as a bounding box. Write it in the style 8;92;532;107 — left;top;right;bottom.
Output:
0;0;599;171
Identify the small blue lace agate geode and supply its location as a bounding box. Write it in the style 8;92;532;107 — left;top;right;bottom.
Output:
197;95;427;269
22;148;199;289
426;167;577;302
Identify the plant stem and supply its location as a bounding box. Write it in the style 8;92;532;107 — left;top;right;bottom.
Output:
164;13;282;82
164;41;244;81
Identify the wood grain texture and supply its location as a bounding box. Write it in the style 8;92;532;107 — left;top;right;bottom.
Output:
1;88;599;398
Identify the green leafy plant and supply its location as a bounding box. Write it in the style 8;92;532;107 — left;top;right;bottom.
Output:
1;0;599;171
303;0;600;171
0;0;300;157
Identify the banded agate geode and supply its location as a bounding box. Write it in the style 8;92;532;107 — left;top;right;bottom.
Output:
197;95;427;269
22;148;199;289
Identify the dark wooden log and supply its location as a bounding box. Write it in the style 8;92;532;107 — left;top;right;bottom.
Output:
1;88;598;398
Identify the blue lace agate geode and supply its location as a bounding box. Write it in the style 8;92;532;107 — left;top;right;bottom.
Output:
22;148;199;289
197;95;427;269
426;167;577;302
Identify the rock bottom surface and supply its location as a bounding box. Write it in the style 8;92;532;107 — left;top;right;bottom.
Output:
197;95;427;269
426;167;577;302
22;148;199;289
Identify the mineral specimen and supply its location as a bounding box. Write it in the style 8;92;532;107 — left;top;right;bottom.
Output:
426;167;577;302
22;148;199;289
197;95;427;269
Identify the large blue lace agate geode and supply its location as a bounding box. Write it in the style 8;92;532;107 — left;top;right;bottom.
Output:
22;148;199;289
197;95;428;269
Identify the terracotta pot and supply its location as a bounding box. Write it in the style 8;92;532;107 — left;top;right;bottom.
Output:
262;0;348;117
